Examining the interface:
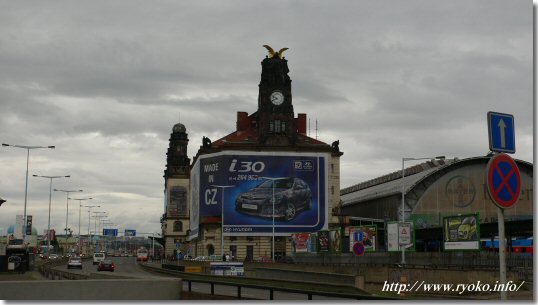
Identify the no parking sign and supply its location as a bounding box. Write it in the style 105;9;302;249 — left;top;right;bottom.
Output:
353;242;365;256
486;153;521;209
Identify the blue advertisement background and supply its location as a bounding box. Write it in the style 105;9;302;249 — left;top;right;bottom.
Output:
197;153;327;235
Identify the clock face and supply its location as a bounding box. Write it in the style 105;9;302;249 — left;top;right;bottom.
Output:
270;91;285;105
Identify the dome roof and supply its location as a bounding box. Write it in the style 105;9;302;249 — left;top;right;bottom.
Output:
172;122;186;133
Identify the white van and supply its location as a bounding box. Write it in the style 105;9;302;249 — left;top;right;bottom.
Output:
93;252;106;265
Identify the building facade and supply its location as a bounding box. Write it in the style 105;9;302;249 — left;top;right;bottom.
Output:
162;47;343;260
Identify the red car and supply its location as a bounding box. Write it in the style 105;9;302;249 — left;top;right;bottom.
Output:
97;259;115;272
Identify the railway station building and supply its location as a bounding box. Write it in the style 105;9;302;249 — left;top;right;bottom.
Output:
340;156;533;252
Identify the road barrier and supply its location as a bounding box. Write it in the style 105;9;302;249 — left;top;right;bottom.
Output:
0;278;182;300
292;252;533;271
141;263;394;300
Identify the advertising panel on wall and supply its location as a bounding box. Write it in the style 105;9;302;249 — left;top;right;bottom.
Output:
317;230;330;252
387;221;415;252
188;160;200;241
191;151;328;236
348;226;377;252
329;229;342;253
443;214;480;251
292;233;310;253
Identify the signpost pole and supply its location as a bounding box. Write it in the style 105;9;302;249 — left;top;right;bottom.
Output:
400;158;406;265
497;207;507;300
486;111;518;300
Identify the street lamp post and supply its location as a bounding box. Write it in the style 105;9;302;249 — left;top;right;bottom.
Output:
69;197;93;254
96;217;108;252
99;218;109;237
138;232;156;261
32;174;70;251
401;156;445;264
92;212;107;251
102;221;114;252
260;177;287;262
78;205;101;254
211;185;234;260
103;219;116;251
82;204;100;255
2;143;55;240
54;189;83;239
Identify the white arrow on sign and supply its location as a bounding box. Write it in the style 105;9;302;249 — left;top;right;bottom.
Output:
498;118;506;148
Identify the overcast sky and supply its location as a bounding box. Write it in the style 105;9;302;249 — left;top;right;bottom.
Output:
0;1;533;237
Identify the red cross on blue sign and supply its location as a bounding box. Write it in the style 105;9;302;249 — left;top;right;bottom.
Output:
353;242;365;256
486;153;521;209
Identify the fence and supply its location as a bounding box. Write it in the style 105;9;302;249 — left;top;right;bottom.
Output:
292;252;533;272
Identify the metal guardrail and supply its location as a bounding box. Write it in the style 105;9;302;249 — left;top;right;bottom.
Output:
139;263;397;300
181;277;390;300
37;257;90;280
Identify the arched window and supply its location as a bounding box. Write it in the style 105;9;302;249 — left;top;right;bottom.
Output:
173;221;183;232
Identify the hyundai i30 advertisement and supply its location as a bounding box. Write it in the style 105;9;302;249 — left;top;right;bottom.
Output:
191;151;328;236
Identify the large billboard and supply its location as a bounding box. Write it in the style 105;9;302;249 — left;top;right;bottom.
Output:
443;214;480;251
191;151;328;236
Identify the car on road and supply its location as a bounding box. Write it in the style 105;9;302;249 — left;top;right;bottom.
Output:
97;259;115;272
7;239;27;251
93;252;106;265
235;177;312;221
67;256;83;269
48;254;59;260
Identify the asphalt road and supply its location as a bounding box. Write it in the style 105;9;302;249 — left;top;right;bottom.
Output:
52;256;161;278
50;258;352;300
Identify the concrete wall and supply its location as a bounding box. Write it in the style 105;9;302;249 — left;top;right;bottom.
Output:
254;267;361;288
0;278;182;300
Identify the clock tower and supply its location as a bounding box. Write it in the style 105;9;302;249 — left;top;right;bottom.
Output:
257;46;296;146
162;121;191;258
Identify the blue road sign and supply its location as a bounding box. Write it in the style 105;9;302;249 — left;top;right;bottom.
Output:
488;112;515;153
103;228;118;236
124;229;136;237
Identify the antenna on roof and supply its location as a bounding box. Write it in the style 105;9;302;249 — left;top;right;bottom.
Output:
316;119;319;140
